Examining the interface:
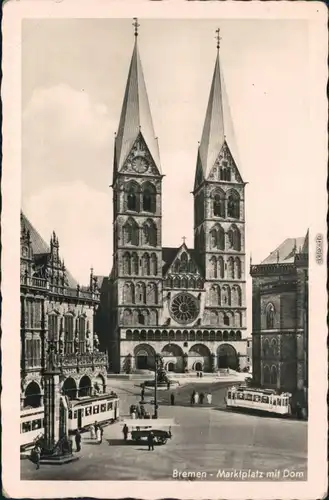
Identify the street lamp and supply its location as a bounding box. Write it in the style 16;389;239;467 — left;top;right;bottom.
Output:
153;353;160;419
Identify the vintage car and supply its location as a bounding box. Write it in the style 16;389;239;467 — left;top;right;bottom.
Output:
121;419;178;445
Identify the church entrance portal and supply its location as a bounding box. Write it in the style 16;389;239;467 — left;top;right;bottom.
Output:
195;362;203;372
167;362;175;372
218;344;238;370
136;355;148;370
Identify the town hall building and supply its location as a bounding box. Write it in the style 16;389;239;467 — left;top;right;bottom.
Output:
99;22;248;374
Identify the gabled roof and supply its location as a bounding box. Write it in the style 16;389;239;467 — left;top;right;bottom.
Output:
198;50;240;180
21;212;78;288
114;38;160;175
261;237;306;265
162;244;202;277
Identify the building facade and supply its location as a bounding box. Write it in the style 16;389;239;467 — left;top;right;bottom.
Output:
20;213;108;409
100;27;248;374
250;231;309;412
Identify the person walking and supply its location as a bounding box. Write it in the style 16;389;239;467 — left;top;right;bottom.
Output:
141;387;145;401
194;391;199;404
96;425;102;443
170;393;175;406
199;392;205;404
140;405;145;418
131;410;136;419
90;423;95;440
99;426;104;444
167;381;170;391
123;424;129;441
207;392;212;405
190;390;196;406
147;431;155;451
33;444;41;470
75;429;82;452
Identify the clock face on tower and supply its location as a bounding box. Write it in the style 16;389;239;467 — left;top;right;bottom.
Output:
132;156;148;173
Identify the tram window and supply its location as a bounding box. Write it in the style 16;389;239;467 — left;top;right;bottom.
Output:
101;404;106;412
261;396;269;404
253;395;261;402
227;392;231;399
93;405;99;415
107;402;113;411
237;393;244;400
33;419;42;430
85;406;92;416
245;394;253;401
69;411;73;419
22;421;32;433
272;398;277;405
73;411;78;419
277;399;281;406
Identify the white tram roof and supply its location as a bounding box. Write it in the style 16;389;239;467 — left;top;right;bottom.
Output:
120;418;178;428
229;386;291;397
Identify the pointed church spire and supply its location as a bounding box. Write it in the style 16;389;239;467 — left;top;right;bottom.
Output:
198;29;239;179
114;18;161;175
301;229;309;255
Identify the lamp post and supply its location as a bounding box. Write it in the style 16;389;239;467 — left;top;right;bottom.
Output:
153;353;160;419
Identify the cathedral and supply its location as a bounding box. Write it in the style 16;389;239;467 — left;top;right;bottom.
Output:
99;22;248;374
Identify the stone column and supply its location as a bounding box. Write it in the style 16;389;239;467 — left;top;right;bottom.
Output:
40;343;78;464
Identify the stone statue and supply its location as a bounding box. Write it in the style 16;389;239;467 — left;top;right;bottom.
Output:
93;333;100;351
46;344;58;371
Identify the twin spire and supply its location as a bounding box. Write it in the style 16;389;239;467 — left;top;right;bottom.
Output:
114;18;161;174
115;21;238;180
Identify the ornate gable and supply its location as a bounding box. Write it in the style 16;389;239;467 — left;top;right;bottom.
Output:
119;133;161;177
207;141;243;184
166;244;201;278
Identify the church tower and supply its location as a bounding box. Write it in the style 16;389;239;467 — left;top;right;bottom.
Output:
193;30;247;344
111;19;163;372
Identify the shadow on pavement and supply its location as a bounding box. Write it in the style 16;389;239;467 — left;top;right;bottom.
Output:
106;438;142;446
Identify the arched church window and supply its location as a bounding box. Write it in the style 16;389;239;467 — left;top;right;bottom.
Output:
123;309;132;325
223;314;230;326
227;193;240;219
210;285;221;306
142;183;156;213
213;193;225;217
124;219;139;246
222;286;231;306
173;277;180;288
181;277;188;289
210;229;217;249
210;256;217;279
263;365;270;384
270;365;277;385
228;225;241;251
235;257;242;279
150;253;157;275
142;253;150;275
147;283;157;305
123;282;134;304
266;304;275;329
218;256;224;278
180;253;188;272
125;182;140;212
135;283;146;304
131;253;139;275
227;257;235;279
143;220;157;247
123;252;131;275
138;311;145;325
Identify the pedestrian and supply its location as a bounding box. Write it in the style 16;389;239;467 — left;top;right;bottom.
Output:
141;387;145;400
147;431;155;451
131;410;136;419
207;392;212;405
123;424;129;441
167;381;170;390
96;425;102;443
99;426;104;444
190;390;195;406
90;423;95;440
33;444;41;470
140;405;145;418
75;429;82;452
136;405;141;418
194;392;199;404
170;393;175;406
296;402;302;420
199;392;205;404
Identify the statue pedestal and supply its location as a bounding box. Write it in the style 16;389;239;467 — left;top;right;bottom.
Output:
40;365;79;465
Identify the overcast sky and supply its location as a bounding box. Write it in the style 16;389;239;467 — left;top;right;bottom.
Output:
22;18;313;330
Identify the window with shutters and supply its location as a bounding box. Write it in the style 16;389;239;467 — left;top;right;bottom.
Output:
48;314;58;341
79;316;86;354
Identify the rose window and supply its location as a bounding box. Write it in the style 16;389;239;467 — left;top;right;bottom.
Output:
170;292;199;324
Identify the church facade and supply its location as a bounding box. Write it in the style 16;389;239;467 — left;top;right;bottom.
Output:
102;26;248;374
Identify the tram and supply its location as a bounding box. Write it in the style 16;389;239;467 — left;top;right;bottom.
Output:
20;393;120;450
225;385;292;416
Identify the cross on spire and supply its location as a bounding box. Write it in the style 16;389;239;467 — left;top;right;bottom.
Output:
133;17;140;37
215;28;221;51
182;236;187;244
